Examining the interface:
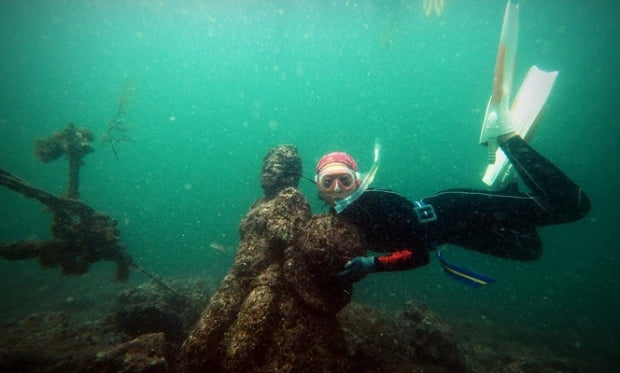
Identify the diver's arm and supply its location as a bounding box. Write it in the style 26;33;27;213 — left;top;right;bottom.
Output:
338;248;429;283
375;248;430;271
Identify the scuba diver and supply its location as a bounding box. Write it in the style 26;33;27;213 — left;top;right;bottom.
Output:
316;131;591;283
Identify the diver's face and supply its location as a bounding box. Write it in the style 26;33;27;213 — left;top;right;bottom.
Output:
316;163;358;205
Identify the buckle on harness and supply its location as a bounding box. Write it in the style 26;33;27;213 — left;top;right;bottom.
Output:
413;201;437;223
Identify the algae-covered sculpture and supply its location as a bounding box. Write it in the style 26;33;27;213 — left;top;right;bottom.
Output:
33;123;94;199
0;123;178;288
259;144;302;199
179;145;366;373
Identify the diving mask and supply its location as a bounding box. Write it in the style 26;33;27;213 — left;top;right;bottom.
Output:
334;139;381;213
316;167;359;193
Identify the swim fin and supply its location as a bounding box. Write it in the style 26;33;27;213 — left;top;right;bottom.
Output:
480;0;559;189
479;0;519;163
482;66;558;189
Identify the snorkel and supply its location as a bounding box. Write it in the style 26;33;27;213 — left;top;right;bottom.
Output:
334;139;381;213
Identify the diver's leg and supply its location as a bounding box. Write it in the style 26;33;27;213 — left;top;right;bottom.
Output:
499;135;590;224
428;190;543;260
455;223;542;261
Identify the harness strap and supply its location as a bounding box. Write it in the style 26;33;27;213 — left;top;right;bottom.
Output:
413;200;496;287
413;200;438;223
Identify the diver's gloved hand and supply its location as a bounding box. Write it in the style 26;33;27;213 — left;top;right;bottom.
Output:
338;256;376;283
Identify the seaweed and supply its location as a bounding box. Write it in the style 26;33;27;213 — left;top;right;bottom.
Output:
101;83;135;160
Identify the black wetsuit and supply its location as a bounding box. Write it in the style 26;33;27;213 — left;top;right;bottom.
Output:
338;136;591;272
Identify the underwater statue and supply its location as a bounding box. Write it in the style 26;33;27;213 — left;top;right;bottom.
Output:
178;145;366;372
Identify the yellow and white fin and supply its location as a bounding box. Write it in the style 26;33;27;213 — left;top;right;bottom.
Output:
482;66;559;188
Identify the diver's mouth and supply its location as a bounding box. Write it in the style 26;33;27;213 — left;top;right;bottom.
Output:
323;192;355;206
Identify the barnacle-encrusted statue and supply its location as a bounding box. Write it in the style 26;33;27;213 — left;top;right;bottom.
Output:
179;145;366;372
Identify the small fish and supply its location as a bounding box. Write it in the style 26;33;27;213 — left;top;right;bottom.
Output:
210;242;228;253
